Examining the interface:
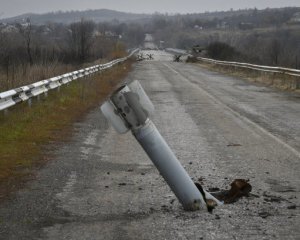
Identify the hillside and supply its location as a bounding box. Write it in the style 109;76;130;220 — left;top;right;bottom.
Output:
0;9;151;24
2;7;300;26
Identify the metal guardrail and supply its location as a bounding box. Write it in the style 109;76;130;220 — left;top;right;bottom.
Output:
165;48;188;55
0;49;139;111
197;57;300;77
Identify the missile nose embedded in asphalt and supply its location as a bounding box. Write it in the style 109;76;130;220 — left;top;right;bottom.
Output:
101;80;222;211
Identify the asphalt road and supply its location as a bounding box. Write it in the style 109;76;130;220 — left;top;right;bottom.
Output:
0;50;299;240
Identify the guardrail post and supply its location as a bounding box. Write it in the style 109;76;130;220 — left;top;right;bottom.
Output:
28;98;32;108
101;80;222;211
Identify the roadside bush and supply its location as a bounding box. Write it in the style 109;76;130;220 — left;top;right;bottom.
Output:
206;42;239;61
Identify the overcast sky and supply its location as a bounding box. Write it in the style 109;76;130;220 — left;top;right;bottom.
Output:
1;0;300;18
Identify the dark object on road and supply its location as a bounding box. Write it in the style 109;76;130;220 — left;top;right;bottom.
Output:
208;187;220;192
258;211;271;219
136;53;144;61
210;179;252;204
147;54;154;60
287;204;297;209
227;143;242;147
173;55;182;62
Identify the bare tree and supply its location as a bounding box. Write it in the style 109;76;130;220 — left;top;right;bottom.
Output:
0;32;12;88
269;39;281;66
17;18;33;66
69;19;95;63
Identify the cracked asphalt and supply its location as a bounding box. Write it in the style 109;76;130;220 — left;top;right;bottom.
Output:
0;50;299;239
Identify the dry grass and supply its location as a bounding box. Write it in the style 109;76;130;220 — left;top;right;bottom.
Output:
196;62;300;91
0;59;133;200
0;62;78;92
0;47;127;92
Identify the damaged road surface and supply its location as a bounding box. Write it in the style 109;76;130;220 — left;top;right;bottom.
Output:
0;50;299;239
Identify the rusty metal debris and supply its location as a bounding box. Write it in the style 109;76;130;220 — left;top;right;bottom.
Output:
211;179;252;204
195;179;252;211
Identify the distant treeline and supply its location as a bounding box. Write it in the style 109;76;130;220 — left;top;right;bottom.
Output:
0;18;145;91
0;18;145;66
147;7;300;68
1;7;300;92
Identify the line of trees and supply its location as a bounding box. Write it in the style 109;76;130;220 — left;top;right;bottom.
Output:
147;12;300;68
0;18;146;91
0;19;116;67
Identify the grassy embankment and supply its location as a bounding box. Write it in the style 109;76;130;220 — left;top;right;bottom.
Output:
0;46;125;92
0;59;133;199
0;63;75;92
195;61;300;91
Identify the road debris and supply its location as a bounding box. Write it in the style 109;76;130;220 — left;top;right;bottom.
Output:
287;204;297;210
194;182;218;212
227;143;242;147
258;211;271;219
173;55;182;62
195;179;252;209
211;179;252;204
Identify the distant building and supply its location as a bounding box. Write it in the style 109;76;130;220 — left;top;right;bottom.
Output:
216;21;228;29
290;12;300;23
1;24;18;33
37;26;52;35
194;25;203;30
93;30;102;37
144;33;153;42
